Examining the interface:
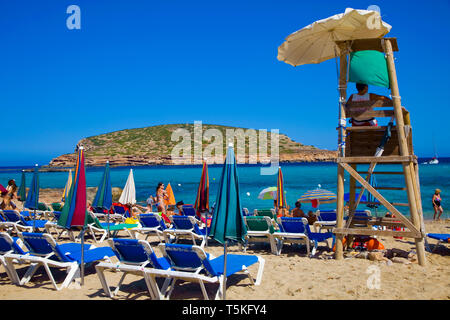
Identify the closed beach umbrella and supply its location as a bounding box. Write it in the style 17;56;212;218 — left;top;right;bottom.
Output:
209;144;247;300
24;165;39;210
277;8;391;67
299;188;336;208
164;183;176;207
119;169;136;205
62;169;73;202
18;170;26;202
58;148;88;229
93;161;113;238
194;160;209;217
277;167;287;210
92;161;112;210
57;147;88;285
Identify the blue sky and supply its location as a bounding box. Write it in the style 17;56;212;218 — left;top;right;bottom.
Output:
1;0;449;166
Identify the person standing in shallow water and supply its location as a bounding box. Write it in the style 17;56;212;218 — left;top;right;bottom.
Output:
432;189;443;220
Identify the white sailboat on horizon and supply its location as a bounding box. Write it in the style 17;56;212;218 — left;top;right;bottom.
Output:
423;132;439;165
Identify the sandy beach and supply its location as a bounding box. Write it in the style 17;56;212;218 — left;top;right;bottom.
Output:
1;191;449;301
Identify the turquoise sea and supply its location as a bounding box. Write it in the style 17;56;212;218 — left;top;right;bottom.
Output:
1;159;449;220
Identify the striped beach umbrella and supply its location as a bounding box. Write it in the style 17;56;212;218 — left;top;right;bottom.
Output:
24;165;39;210
92;161;112;210
299;188;336;208
62;169;73;202
209;144;247;300
18;170;26;202
194;160;210;217
277;167;287;209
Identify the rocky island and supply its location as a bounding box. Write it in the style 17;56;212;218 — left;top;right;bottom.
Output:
46;124;337;169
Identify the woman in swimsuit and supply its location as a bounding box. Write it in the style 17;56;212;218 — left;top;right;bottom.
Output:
432;189;443;220
156;182;168;215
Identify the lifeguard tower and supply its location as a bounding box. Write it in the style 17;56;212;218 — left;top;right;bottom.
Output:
278;9;426;265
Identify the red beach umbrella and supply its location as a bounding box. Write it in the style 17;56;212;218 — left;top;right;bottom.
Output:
277;167;287;211
194;160;210;218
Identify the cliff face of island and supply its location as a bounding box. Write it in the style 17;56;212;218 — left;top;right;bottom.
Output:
47;124;337;168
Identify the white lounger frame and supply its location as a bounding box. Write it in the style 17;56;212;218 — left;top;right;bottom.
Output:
95;241;265;300
4;233;112;290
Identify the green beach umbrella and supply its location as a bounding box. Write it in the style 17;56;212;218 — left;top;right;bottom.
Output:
92;161;113;238
92;161;112;210
18;170;27;202
24;165;39;210
209;144;247;299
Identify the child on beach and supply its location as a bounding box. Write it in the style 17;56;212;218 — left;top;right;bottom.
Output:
432;189;444;220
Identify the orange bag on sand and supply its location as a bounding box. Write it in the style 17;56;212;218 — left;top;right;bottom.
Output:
332;237;347;252
366;238;385;251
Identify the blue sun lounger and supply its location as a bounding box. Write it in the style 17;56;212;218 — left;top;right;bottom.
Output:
130;213;167;241
427;233;450;252
158;243;265;300
0;232;29;284
163;215;209;247
275;217;333;256
2;210;50;233
0;211;16;233
96;238;245;300
313;210;337;232
181;205;197;217
4;232;115;290
95;238;172;299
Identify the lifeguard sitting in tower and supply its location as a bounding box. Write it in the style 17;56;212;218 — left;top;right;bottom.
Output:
347;83;392;126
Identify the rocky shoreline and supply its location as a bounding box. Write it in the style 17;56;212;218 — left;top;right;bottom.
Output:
43;150;338;171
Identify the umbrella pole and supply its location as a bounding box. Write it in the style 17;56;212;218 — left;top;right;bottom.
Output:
222;240;228;300
80;226;85;286
204;210;208;247
107;208;111;239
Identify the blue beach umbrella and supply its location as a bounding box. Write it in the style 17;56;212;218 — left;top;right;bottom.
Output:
209;144;247;300
24;165;39;211
18;170;27;202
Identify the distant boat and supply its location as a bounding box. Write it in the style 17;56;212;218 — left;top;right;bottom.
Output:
423;133;439;165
